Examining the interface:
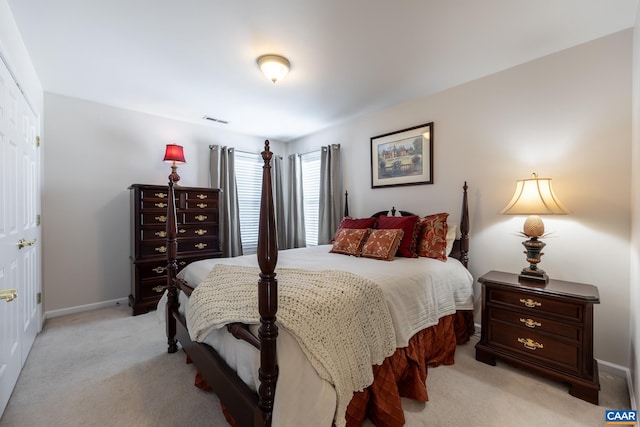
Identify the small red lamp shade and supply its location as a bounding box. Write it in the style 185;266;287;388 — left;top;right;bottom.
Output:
163;144;186;183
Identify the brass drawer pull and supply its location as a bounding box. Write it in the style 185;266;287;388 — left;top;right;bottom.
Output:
152;266;166;274
155;215;167;223
155;230;167;238
519;298;541;308
520;318;542;328
195;215;207;221
196;194;208;199
155;246;167;253
155;202;167;208
517;337;543;351
179;261;186;266
0;289;18;302
155;192;167;198
194;229;207;236
197;203;208;209
179;228;186;234
152;285;166;293
195;243;208;250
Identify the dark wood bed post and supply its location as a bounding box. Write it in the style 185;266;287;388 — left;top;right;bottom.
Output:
257;140;279;426
166;178;179;353
459;181;470;268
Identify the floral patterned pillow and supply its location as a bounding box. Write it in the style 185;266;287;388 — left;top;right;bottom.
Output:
360;229;404;261
330;228;371;256
416;213;449;261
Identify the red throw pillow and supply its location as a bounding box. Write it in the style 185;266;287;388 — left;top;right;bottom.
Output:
416;213;449;261
330;216;378;243
330;228;371;256
376;215;420;258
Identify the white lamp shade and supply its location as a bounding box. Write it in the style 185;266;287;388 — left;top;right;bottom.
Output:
500;173;568;215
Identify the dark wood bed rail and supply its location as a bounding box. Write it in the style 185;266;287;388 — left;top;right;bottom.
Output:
165;140;470;427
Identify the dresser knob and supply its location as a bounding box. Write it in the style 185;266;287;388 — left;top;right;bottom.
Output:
195;215;207;221
152;285;166;293
517;337;543;350
155;246;167;253
519;298;541;308
519;318;542;328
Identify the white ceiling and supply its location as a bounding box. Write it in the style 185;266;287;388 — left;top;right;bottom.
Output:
7;0;639;142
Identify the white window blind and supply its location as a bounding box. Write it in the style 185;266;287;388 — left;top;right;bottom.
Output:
301;150;321;246
235;151;263;255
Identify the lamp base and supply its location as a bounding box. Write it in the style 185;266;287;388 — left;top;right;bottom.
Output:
519;268;549;284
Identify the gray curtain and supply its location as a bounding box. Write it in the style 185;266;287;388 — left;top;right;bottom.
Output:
210;145;243;257
271;155;287;250
318;144;342;245
286;153;306;248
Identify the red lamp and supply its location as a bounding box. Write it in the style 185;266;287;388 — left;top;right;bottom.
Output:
163;143;186;183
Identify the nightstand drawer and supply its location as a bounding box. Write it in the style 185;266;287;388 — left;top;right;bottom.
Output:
488;307;580;340
488;288;583;321
488;322;580;373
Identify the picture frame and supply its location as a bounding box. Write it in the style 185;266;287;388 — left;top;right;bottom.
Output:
370;122;433;188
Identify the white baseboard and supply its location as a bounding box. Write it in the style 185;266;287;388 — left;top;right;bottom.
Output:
44;297;129;321
598;359;637;410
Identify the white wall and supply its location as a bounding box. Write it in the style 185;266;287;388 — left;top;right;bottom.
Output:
42;93;284;312
289;31;633;367
0;0;42;113
630;6;640;409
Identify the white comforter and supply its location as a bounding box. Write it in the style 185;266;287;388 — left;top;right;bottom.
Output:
159;245;473;427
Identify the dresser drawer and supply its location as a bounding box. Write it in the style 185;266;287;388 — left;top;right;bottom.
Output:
487;322;581;374
140;199;173;210
488;287;583;321
183;212;218;224
487;307;580;340
184;198;218;211
141;212;169;225
178;237;220;254
139;276;168;300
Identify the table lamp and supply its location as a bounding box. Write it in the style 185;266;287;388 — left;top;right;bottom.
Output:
163;144;186;183
500;173;568;284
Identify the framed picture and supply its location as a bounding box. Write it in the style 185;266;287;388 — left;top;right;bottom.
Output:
370;122;433;188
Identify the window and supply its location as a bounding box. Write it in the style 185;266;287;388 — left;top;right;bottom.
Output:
300;150;321;246
234;151;262;254
234;149;321;252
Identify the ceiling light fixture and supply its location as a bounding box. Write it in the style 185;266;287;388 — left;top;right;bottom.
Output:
257;54;290;84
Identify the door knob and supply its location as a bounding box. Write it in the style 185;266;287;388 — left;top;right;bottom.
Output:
0;289;17;302
17;238;37;249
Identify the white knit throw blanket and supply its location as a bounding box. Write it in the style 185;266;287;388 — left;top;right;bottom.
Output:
187;264;396;427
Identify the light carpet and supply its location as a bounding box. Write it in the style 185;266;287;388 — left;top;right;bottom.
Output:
0;303;630;427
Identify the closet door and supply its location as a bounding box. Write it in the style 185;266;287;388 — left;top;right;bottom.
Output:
0;55;41;416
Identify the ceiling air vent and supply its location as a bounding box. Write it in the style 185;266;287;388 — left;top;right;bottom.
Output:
202;116;229;124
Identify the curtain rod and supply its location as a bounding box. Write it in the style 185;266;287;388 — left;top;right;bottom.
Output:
209;145;282;160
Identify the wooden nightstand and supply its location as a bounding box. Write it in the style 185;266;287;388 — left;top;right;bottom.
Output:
475;270;600;404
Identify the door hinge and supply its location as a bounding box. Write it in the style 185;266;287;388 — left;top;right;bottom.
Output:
36;214;41;226
37;292;42;304
36;135;40;147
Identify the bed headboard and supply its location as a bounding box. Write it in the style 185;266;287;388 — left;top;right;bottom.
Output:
342;183;470;268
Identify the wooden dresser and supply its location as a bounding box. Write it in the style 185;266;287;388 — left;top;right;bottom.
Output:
129;184;222;315
475;270;600;404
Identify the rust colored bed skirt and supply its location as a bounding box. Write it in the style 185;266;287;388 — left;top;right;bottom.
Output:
344;311;474;427
199;310;475;427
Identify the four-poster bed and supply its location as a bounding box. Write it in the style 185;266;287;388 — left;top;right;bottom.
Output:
163;140;474;427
